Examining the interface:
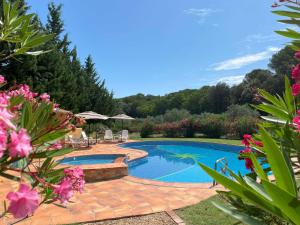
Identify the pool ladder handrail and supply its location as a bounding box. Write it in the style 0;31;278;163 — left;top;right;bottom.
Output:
212;157;228;187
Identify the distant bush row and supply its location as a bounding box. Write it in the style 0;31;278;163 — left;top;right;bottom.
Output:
139;105;260;139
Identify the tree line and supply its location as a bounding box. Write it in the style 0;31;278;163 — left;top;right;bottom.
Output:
118;46;296;118
0;1;296;119
0;1;115;115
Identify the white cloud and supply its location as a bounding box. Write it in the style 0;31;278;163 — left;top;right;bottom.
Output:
211;47;280;71
183;8;220;24
214;75;245;86
243;34;279;43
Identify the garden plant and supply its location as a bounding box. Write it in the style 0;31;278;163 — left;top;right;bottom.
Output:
200;1;300;224
0;0;85;221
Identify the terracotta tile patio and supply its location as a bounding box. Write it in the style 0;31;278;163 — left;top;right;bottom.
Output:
0;142;219;225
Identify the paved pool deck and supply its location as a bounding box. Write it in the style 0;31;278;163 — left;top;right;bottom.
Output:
0;142;219;225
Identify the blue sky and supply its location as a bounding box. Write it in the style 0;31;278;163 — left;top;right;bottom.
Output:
27;0;288;97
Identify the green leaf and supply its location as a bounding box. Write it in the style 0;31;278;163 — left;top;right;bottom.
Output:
286;5;300;12
23;34;53;48
249;153;268;181
255;104;290;121
32;130;68;145
25;50;52;56
257;89;288;110
199;163;281;215
243;176;271;201
262;180;300;224
0;172;20;181
260;127;297;196
275;30;300;39
273;10;300;18
46;168;65;178
278;19;300;26
32;148;73;159
283;76;295;114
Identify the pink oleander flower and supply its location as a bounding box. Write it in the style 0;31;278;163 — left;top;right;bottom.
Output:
64;167;85;193
245;158;254;171
238;147;254;171
292;64;300;81
0;126;7;157
292;83;300;96
295;51;300;60
0;75;6;84
6;184;39;219
293;112;300;132
9;84;38;100
53;179;73;205
241;134;252;146
11;104;23;111
53;103;60;111
39;93;50;103
0;107;16;130
0;93;9;107
8;128;32;157
253;140;263;147
50;141;62;150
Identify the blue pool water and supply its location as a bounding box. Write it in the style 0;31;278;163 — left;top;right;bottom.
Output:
59;154;122;165
121;141;246;183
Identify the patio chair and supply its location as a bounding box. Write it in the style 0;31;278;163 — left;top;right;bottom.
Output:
118;130;129;142
104;129;114;141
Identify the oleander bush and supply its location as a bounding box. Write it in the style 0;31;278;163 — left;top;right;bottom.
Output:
225;116;259;139
198;113;226;138
0;1;85;220
140;119;155;138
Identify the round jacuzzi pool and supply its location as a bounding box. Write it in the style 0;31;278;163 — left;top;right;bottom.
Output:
59;154;124;165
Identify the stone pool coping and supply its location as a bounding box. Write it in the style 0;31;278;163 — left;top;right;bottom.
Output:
55;141;149;182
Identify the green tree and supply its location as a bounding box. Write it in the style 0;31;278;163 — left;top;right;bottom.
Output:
207;83;231;113
269;46;297;78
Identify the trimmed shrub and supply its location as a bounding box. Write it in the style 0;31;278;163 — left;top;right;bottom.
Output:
140;120;155;138
225;116;259;139
180;118;200;137
198;113;225;138
156;122;183;137
163;108;191;122
225;104;259;119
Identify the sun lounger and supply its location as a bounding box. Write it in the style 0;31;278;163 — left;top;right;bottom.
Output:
81;131;97;145
104;129;114;141
118;130;129;142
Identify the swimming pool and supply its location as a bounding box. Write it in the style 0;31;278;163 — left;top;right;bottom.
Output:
59;154;123;165
121;141;246;183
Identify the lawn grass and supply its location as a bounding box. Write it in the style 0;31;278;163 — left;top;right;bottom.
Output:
176;195;243;225
132;137;242;146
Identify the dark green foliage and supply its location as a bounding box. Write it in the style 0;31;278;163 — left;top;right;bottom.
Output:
207;83;231;113
225;104;259;119
0;2;115;115
269;46;296;78
163;109;191;122
198;113;225;138
225;116;259;139
140;120;155;138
